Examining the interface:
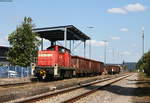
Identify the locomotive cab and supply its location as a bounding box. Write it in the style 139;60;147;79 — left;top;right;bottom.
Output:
34;45;75;80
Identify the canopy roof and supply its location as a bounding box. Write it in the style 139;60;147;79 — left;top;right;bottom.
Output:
33;25;90;42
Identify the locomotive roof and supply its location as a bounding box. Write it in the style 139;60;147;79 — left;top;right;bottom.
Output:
32;25;90;42
49;45;71;52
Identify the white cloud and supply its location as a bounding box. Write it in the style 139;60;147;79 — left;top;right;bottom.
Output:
121;51;131;55
111;36;120;40
107;3;147;14
107;8;127;14
125;3;146;12
120;28;128;32
87;40;108;47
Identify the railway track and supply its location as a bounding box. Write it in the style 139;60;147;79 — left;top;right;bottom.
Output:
13;73;132;103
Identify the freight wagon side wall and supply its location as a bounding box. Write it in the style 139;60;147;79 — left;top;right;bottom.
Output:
105;65;121;74
71;56;104;75
100;63;105;73
71;56;91;74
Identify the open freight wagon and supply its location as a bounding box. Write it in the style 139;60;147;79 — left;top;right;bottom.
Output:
71;56;104;77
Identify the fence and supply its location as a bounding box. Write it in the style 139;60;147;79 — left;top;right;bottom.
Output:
0;66;31;78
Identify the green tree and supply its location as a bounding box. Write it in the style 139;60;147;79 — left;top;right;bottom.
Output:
137;51;150;75
8;17;40;67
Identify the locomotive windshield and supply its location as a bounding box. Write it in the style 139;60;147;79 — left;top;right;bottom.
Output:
46;45;70;53
59;46;70;53
59;48;65;53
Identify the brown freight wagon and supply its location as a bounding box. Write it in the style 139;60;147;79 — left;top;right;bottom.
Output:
71;56;104;76
105;65;120;74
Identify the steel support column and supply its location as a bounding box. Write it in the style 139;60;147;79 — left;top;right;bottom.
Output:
89;39;91;59
41;38;43;50
70;40;71;52
72;40;74;54
64;28;67;48
51;41;56;46
84;41;86;57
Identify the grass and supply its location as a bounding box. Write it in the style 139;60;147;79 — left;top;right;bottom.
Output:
138;72;150;81
135;72;150;97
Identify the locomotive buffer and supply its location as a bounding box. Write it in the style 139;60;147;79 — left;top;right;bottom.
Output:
32;25;90;79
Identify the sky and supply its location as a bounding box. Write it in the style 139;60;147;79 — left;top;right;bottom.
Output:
0;0;149;64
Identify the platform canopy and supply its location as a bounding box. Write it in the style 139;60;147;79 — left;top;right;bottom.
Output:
32;25;90;42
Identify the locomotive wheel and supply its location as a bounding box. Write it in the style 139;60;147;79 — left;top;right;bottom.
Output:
60;69;74;79
37;76;43;81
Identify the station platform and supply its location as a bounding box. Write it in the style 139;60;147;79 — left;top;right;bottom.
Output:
0;77;31;85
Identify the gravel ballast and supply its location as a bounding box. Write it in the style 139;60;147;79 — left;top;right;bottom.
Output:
0;74;124;103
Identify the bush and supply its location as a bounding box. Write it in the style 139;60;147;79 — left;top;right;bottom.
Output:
137;51;150;75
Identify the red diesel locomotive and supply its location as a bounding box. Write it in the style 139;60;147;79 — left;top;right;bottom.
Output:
34;45;104;80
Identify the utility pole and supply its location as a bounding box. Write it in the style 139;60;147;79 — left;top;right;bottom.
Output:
87;26;94;59
117;49;119;64
103;40;107;65
112;48;115;64
142;27;144;56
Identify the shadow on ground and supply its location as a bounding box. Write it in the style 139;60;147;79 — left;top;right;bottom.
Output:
83;84;150;97
101;85;150;97
82;80;150;103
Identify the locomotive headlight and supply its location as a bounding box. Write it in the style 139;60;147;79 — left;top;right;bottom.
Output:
39;70;46;75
